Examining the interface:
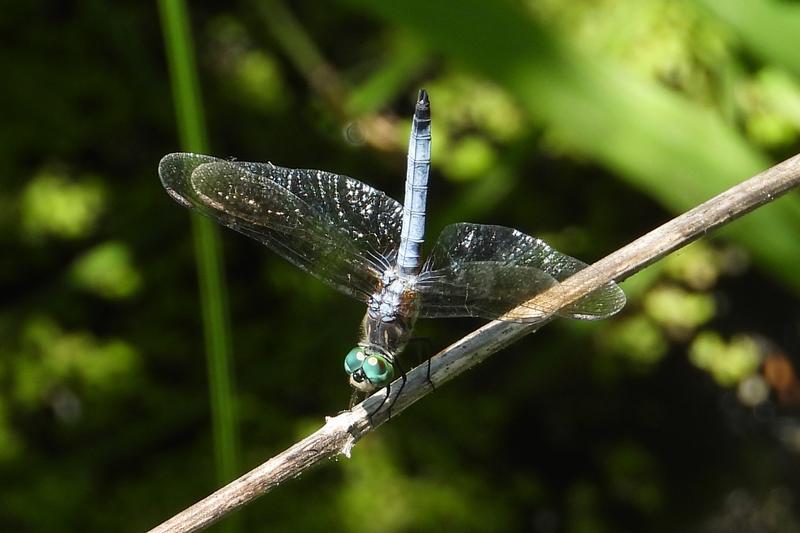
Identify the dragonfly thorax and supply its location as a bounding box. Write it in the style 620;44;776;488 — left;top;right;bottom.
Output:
364;270;420;353
367;269;418;322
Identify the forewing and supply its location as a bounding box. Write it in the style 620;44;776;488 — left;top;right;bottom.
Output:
418;223;626;322
158;153;404;300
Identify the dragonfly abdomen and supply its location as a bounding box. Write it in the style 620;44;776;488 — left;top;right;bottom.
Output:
397;89;431;276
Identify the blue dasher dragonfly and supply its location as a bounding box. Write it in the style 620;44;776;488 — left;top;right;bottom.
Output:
158;90;625;406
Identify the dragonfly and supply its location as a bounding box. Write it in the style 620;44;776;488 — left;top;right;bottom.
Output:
158;89;626;409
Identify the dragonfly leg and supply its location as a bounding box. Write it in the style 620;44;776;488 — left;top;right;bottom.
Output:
408;337;435;391
348;388;361;409
367;382;391;426
386;358;408;421
425;356;436;392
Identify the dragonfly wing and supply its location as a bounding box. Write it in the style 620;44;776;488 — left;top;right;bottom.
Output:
417;261;562;322
417;223;626;322
159;153;404;301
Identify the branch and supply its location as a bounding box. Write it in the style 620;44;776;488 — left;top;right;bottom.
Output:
148;153;800;533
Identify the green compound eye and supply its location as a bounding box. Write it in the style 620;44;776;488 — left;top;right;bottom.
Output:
344;347;366;374
361;353;394;387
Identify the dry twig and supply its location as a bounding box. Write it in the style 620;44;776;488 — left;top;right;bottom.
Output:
149;153;800;533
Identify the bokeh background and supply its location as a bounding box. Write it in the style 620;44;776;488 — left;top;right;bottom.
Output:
3;0;800;531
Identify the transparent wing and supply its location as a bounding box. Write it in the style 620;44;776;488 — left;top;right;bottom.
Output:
158;153;404;301
417;223;626;322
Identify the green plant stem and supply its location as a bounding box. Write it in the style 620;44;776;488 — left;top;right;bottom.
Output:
157;0;239;489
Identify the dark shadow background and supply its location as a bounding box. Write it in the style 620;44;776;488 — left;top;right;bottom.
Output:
2;1;800;531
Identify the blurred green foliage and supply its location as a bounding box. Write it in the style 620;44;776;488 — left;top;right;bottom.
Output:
14;316;139;408
689;332;761;387
21;169;105;241
70;241;142;299
2;0;800;531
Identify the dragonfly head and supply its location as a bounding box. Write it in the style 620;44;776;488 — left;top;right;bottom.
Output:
344;347;394;393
